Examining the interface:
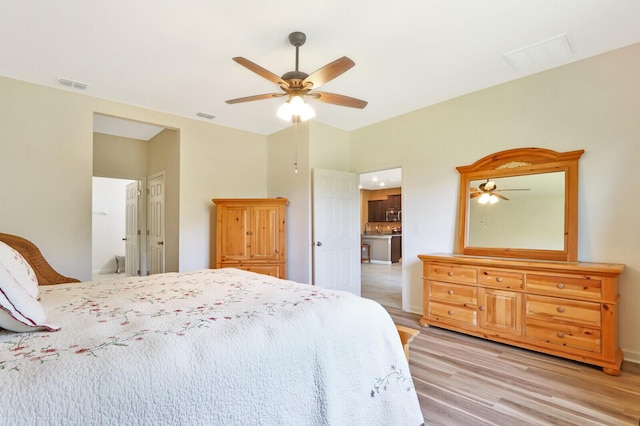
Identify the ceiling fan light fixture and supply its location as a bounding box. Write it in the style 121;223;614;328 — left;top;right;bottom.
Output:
276;101;293;121
277;95;315;122
298;102;316;121
478;193;491;204
489;194;499;204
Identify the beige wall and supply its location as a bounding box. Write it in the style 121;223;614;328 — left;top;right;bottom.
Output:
267;123;311;283
0;75;268;281
267;121;351;283
93;132;148;179
349;43;640;362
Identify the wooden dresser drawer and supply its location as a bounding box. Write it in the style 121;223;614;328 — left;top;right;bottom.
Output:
525;295;601;327
479;269;524;290
418;254;625;375
526;274;601;300
429;281;478;305
526;319;601;353
428;301;477;327
428;263;477;284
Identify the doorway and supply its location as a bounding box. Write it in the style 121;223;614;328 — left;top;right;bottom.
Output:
92;176;139;280
359;167;403;308
92;113;176;278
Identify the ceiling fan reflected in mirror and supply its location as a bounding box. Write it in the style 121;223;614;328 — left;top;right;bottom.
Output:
225;31;368;123
470;179;530;204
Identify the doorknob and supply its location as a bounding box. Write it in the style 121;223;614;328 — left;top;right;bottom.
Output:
315;241;322;246
157;241;164;246
122;238;127;241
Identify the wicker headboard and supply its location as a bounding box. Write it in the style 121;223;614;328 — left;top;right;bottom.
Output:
0;232;80;285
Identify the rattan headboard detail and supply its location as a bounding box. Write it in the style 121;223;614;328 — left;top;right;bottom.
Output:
0;232;80;285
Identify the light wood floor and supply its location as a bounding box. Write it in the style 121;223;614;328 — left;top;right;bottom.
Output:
361;262;402;308
387;306;640;425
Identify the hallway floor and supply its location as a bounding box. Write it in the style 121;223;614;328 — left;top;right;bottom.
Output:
361;262;402;308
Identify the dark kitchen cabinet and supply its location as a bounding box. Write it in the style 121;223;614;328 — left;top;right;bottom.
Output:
368;200;386;222
388;194;401;210
391;236;402;263
367;194;401;222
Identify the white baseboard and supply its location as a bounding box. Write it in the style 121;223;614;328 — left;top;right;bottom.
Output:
623;348;640;365
92;268;117;275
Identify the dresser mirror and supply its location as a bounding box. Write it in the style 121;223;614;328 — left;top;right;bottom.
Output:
456;148;584;261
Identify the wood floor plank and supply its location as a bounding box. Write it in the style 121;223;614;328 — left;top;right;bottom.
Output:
362;264;640;424
384;306;640;425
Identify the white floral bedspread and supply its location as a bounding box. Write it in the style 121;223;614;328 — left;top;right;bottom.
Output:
0;268;424;425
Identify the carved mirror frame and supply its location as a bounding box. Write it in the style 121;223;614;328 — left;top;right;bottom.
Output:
456;147;584;262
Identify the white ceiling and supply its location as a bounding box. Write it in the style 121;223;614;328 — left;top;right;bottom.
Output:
360;168;401;191
93;114;165;141
1;1;640;136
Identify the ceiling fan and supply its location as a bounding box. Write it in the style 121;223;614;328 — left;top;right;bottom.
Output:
225;31;368;122
470;180;530;204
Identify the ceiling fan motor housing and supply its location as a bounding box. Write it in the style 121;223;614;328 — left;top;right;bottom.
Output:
288;31;306;47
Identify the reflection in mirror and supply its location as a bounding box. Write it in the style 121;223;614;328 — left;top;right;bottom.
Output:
468;172;565;250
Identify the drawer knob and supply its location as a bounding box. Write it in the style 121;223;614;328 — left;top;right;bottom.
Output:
557;307;565;313
557;332;565;338
448;310;454;316
448;290;454;295
557;283;565;289
496;277;503;283
479;306;485;311
448;271;454;277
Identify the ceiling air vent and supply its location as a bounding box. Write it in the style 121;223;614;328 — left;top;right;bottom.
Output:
503;33;574;73
196;112;216;120
57;77;89;90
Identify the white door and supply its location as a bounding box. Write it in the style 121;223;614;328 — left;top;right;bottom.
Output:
312;168;361;295
147;172;165;275
124;181;140;276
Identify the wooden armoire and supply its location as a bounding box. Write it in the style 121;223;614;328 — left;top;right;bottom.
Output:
211;198;288;279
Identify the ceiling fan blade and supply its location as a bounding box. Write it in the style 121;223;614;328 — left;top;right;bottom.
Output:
308;91;368;109
495;188;530;192
302;56;355;89
494;193;509;201
232;57;289;87
225;93;286;104
470;192;482;199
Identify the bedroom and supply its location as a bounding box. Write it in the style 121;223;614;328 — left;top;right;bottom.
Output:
1;1;640;424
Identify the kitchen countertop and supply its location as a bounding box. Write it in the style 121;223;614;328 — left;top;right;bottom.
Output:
361;234;402;238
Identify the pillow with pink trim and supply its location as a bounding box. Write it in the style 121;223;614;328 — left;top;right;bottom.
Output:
0;241;38;298
0;287;59;332
0;241;59;332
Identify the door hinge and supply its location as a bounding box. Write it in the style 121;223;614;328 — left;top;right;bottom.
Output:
147;230;150;235
137;269;141;275
137;230;141;235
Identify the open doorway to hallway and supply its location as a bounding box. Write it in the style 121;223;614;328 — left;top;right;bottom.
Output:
359;167;402;308
92;113;177;279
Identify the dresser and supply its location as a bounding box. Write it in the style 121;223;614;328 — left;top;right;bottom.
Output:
212;198;288;279
418;254;625;375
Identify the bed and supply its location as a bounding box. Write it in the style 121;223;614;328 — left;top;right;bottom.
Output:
0;234;424;425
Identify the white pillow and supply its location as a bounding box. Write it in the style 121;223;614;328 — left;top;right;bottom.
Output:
0;288;59;332
0;241;38;298
0;241;59;332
